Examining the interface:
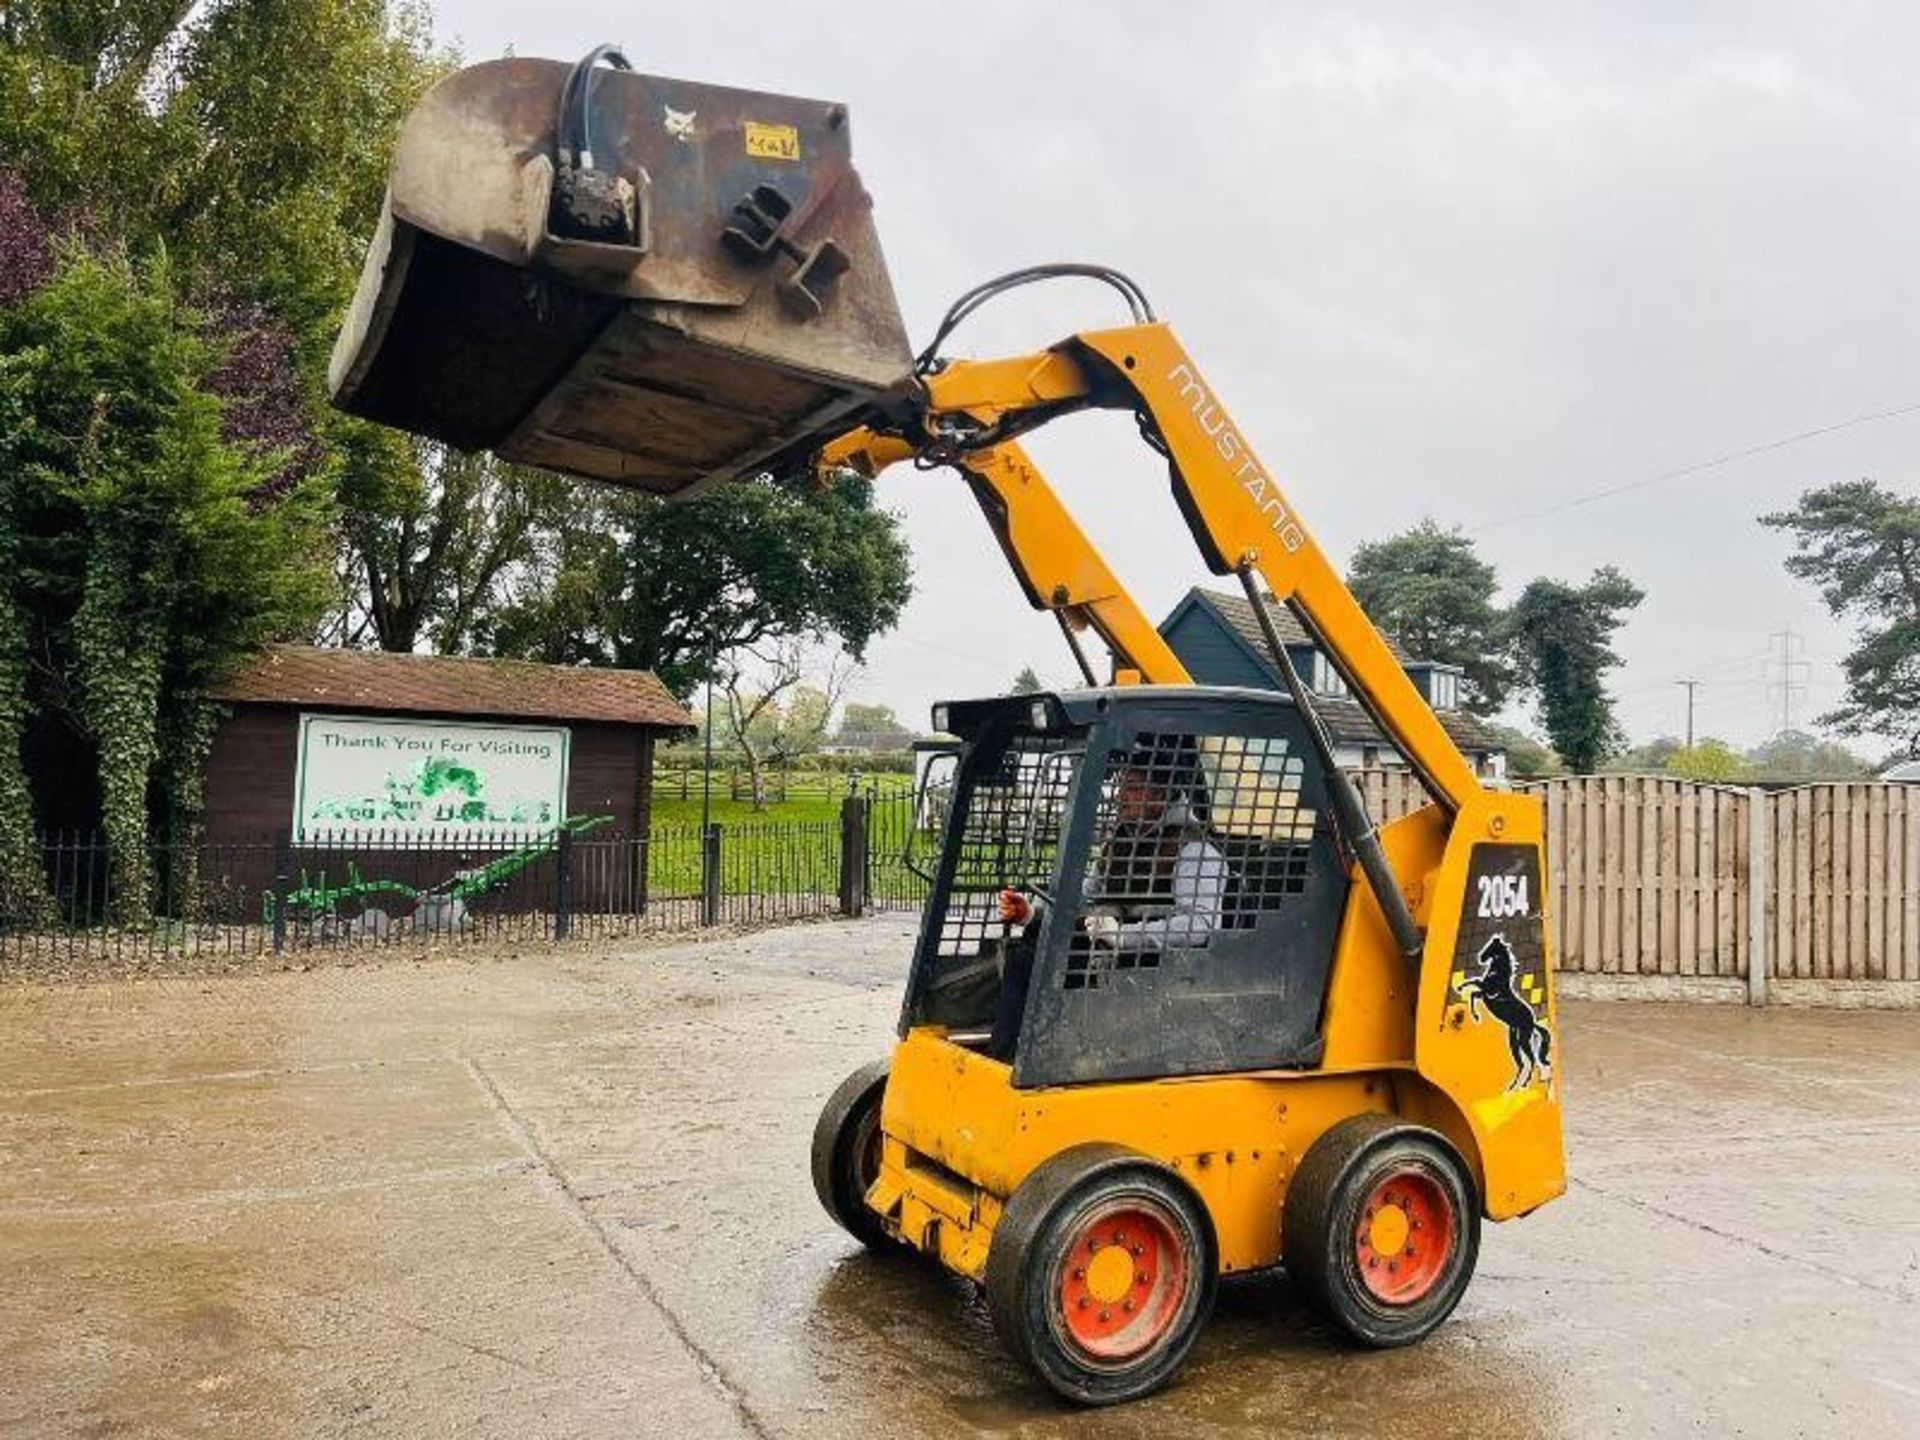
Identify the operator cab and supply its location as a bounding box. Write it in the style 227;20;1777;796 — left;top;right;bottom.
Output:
904;686;1353;1088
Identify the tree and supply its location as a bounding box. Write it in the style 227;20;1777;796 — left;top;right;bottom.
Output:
837;702;911;743
1010;666;1044;695
1;1;446;363
1348;520;1513;714
0;246;332;915
1762;480;1920;755
330;439;574;653
1665;741;1750;783
719;643;850;808
1745;730;1873;781
1;1;473;662
1487;724;1561;779
486;471;913;697
1606;736;1683;774
1509;568;1645;773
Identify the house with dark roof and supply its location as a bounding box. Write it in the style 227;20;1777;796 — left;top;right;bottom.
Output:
202;645;694;846
1158;590;1506;778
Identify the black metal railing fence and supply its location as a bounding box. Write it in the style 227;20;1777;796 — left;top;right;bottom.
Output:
1;793;933;968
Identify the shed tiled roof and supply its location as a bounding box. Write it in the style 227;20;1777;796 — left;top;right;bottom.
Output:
209;645;694;728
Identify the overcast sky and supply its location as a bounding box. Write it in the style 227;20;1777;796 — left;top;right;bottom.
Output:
434;1;1918;754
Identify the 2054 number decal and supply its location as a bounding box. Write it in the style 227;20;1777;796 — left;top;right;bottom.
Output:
1476;873;1531;919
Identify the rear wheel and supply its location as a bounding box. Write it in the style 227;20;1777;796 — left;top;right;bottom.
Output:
810;1058;897;1251
1282;1114;1479;1347
986;1144;1216;1406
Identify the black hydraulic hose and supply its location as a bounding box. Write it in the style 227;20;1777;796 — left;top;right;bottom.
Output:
1235;567;1426;964
915;264;1155;374
557;43;632;169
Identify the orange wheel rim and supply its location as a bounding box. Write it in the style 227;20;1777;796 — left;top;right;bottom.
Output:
1354;1168;1454;1304
1056;1201;1190;1362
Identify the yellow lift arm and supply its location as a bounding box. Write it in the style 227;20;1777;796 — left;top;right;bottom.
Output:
818;430;1191;687
829;321;1481;813
825;322;1489;960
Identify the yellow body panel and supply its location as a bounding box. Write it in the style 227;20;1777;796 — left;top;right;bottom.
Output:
876;1028;1389;1279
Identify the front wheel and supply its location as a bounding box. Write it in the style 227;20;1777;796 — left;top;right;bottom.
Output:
1281;1115;1480;1347
986;1144;1216;1406
810;1058;897;1251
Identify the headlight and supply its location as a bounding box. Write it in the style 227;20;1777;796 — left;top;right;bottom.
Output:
1029;699;1050;730
932;704;950;734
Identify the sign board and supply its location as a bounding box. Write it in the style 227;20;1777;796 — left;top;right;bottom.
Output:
293;714;570;840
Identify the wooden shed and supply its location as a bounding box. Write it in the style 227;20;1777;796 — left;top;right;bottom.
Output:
203;646;694;845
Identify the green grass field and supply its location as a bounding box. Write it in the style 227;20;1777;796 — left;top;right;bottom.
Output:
649;771;913;829
644;775;921;897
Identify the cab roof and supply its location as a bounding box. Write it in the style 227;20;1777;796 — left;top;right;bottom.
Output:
934;685;1297;739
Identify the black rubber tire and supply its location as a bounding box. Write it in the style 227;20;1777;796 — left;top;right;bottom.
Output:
985;1144;1217;1406
1281;1114;1480;1347
809;1057;898;1251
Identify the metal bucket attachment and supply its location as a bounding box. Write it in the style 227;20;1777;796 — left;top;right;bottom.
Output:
330;55;913;496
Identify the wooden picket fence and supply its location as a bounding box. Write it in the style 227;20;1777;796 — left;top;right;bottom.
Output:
1357;770;1920;993
1765;782;1920;984
1532;777;1756;981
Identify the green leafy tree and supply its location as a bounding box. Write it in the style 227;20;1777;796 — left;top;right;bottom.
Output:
1;0;444;362
1487;724;1561;779
1010;666;1044;695
1606;736;1682;774
1664;740;1750;783
1762;480;1920;755
1509;568;1645;774
1745;730;1873;781
1;0;479;657
330;438;574;652
0;247;332;916
717;644;849;808
837;702;911;743
1348;520;1513;714
486;472;913;698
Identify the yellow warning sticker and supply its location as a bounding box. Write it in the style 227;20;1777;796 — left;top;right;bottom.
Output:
745;122;800;161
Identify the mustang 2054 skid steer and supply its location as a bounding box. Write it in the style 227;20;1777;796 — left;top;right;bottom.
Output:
334;47;1566;1407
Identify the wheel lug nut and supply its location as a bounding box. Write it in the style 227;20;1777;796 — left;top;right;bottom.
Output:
1124;1299;1136;1312
1072;1267;1085;1279
1388;1261;1399;1273
1078;1296;1090;1309
1137;1272;1149;1285
1367;1257;1378;1269
1131;1244;1144;1257
1100;1309;1112;1322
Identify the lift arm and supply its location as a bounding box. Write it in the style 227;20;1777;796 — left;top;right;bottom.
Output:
911;323;1484;816
819;429;1191;687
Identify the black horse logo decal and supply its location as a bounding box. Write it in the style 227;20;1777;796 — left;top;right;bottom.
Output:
1459;935;1553;1090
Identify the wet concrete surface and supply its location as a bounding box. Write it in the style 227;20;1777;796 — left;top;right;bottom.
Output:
1;917;1916;1438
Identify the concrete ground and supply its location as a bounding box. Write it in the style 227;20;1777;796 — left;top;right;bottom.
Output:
1;918;1916;1439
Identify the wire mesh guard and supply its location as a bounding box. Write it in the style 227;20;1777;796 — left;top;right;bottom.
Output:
934;736;1080;961
1064;730;1319;991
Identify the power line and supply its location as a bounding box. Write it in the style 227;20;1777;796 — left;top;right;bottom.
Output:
1613;651;1768;697
1478;399;1920;532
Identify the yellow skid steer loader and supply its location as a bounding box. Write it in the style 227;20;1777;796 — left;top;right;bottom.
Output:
334;47;1566;1407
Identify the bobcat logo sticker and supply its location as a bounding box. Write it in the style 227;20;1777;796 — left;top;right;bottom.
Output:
1458;934;1553;1090
663;105;697;143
